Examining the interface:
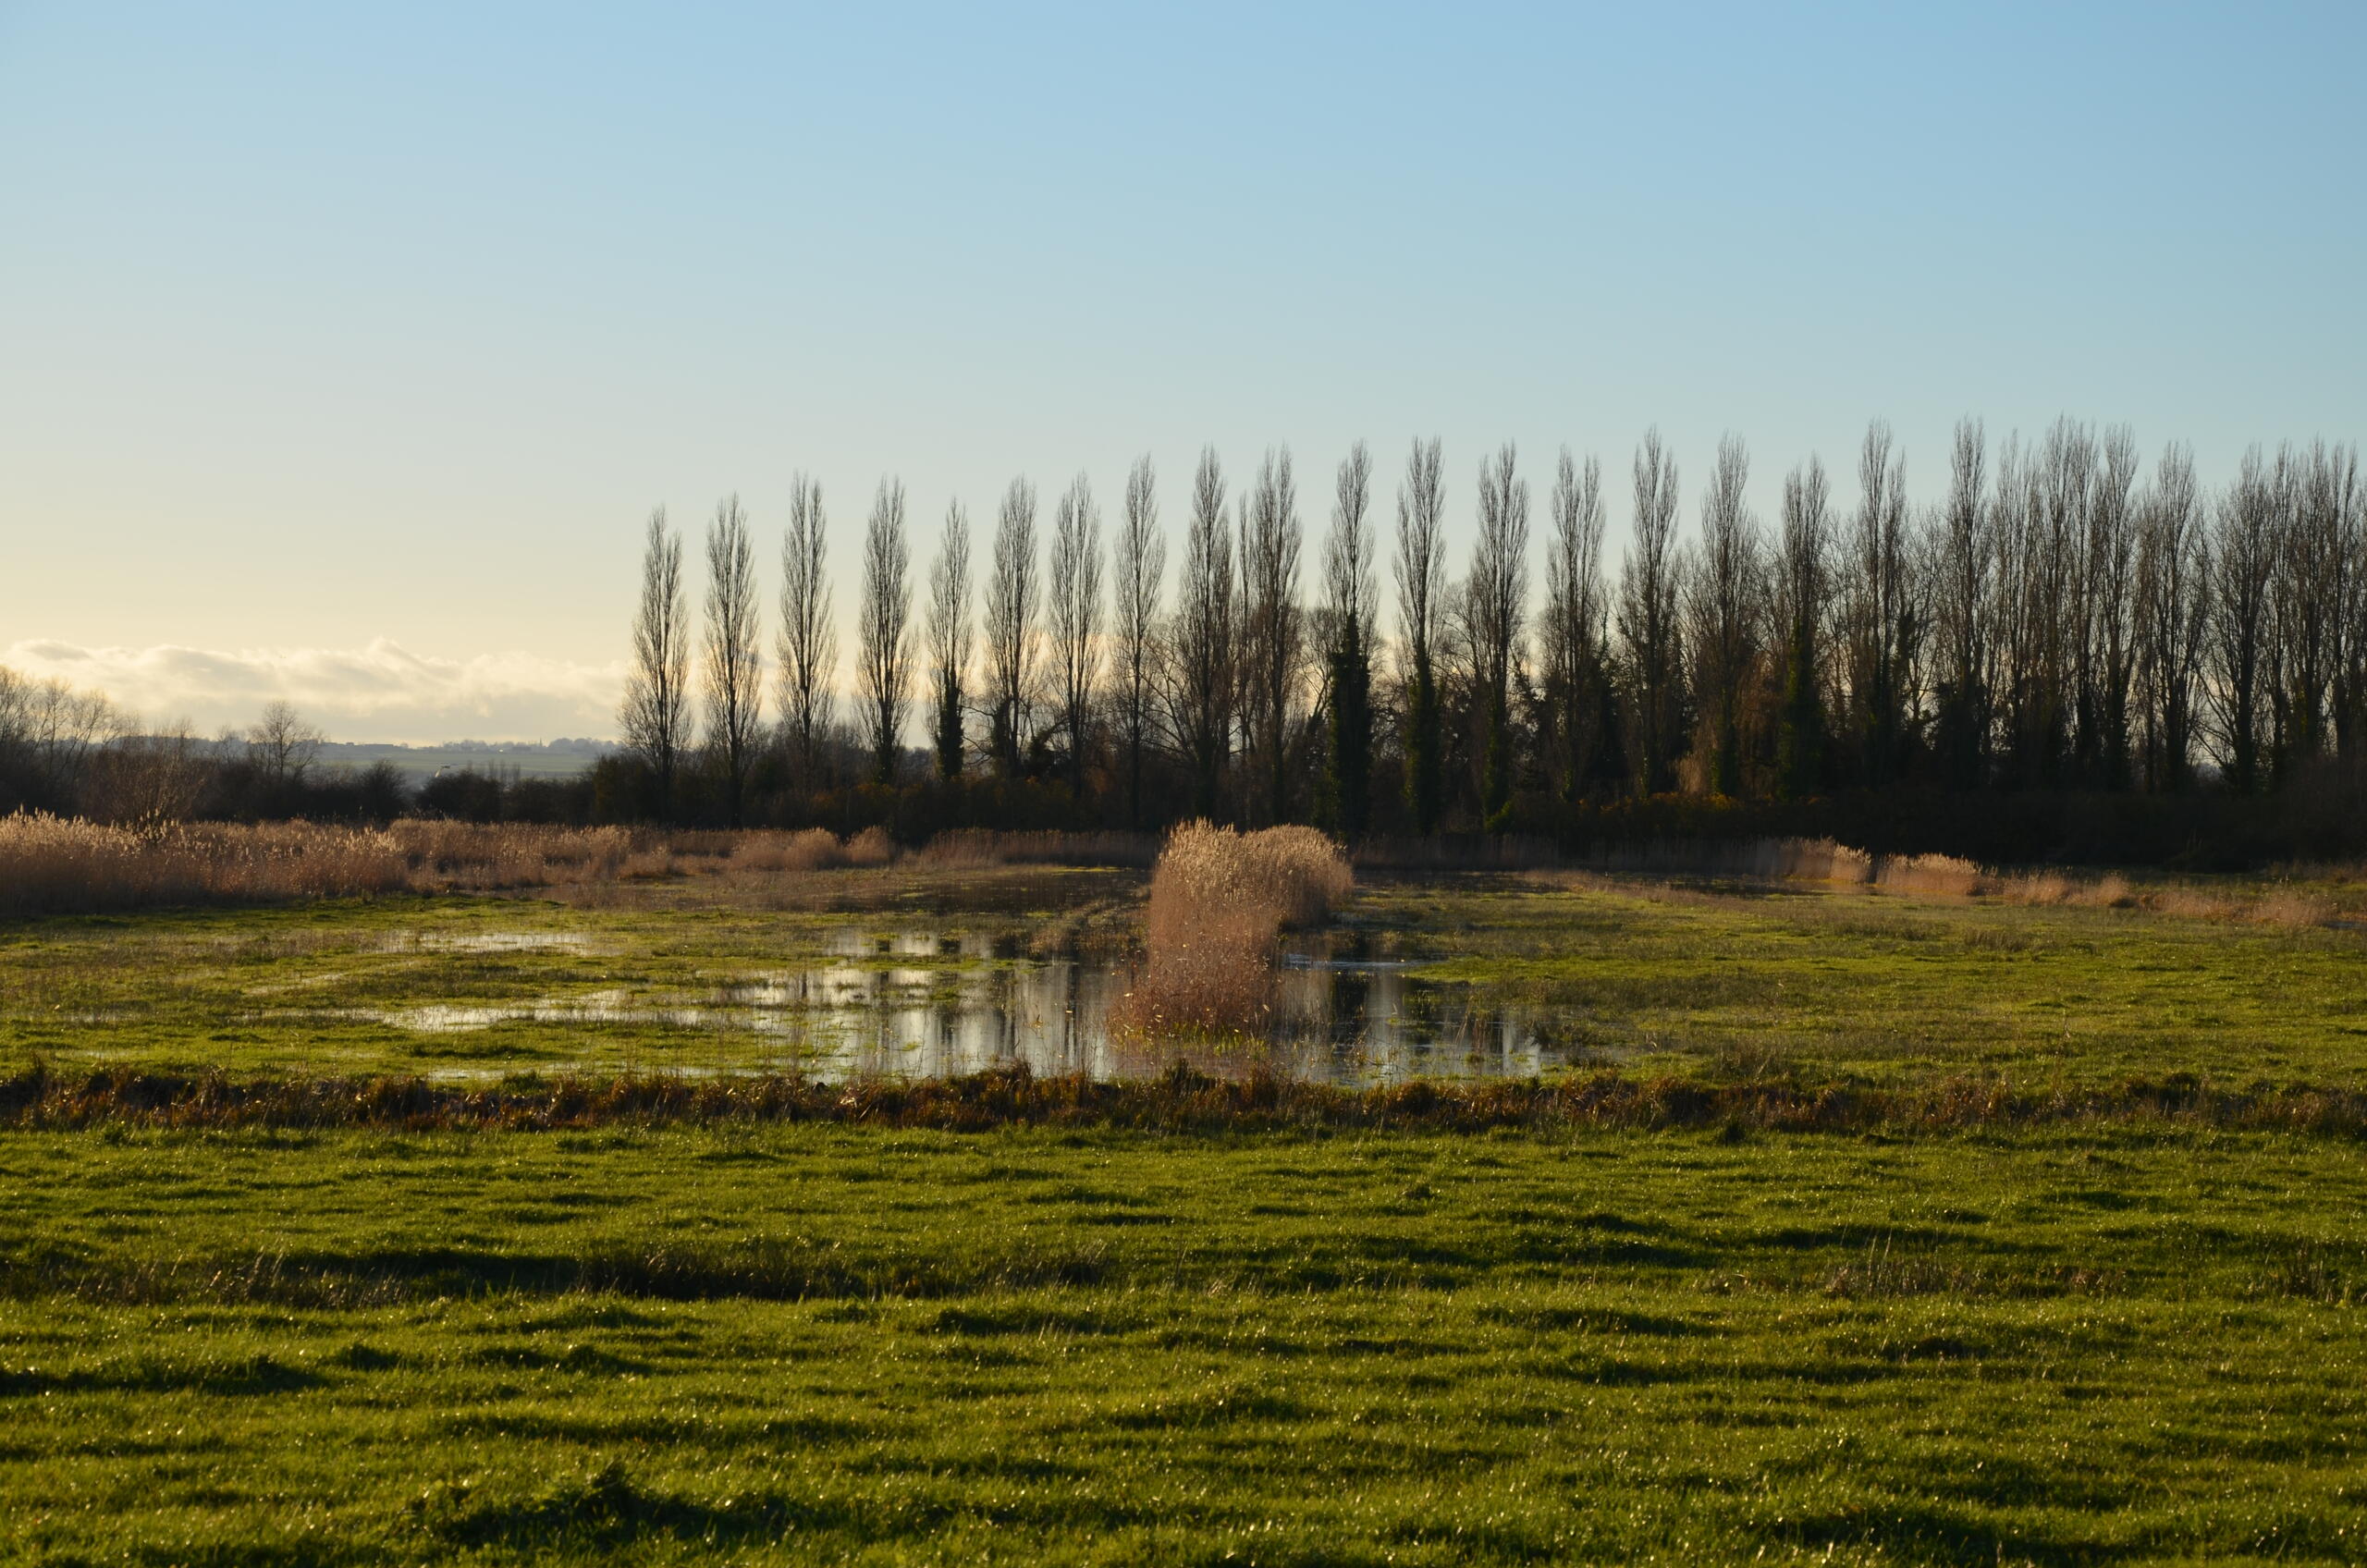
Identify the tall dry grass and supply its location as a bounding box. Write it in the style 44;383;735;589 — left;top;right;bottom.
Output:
1119;822;1352;1035
0;814;921;917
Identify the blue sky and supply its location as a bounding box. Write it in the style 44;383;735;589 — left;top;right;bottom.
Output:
2;2;2361;739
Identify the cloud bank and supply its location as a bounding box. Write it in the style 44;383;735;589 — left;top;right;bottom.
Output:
3;639;626;744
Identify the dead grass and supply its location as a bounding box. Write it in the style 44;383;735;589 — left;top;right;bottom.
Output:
1117;822;1352;1035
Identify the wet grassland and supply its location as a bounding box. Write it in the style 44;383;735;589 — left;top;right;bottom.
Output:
4;869;2366;1563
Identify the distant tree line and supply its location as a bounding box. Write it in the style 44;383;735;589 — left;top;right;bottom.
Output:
0;682;591;827
611;423;2365;861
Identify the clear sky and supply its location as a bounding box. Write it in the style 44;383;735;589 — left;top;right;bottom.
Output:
3;2;2361;741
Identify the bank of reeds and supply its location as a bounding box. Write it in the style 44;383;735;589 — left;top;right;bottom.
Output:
6;1060;2364;1139
1542;835;2343;927
1118;823;1353;1035
0;815;926;917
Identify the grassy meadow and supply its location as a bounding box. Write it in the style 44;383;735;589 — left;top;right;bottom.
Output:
4;855;2366;1563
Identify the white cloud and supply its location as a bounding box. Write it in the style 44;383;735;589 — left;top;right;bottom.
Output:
2;639;626;744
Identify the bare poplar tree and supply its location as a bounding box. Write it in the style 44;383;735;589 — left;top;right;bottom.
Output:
1112;455;1165;827
2013;419;2085;786
1617;429;1684;793
1049;472;1105;797
1542;449;1610;800
703;495;763;823
1685;434;1760;797
778;475;835;789
2276;440;2349;771
1171;447;1235;816
1842;421;1918;789
1468;443;1530;825
2331;446;2367;762
1240;447;1303;825
926;501;973;782
1773;458;1831;798
855;477;913;786
1395;436;1446;831
1318;441;1377;836
2210;446;2281;793
2086;427;2140;787
1929;419;1994;789
621;508;690;815
985;477;1040;778
2135;443;2207;790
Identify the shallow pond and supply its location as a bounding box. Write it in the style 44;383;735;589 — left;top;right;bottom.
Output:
351;928;1590;1087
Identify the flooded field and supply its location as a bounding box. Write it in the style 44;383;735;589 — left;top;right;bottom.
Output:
337;929;1576;1087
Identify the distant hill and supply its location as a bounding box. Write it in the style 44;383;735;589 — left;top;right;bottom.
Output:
311;739;614;784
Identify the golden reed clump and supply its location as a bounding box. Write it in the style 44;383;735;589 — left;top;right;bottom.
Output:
1116;821;1353;1036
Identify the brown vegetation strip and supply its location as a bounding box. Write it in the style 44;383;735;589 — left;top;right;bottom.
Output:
4;1062;2363;1137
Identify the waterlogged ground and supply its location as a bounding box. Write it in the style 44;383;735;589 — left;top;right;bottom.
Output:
0;888;1561;1087
5;868;2365;1091
2;1125;2364;1564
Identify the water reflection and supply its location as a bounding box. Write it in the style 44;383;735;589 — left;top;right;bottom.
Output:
355;929;1577;1087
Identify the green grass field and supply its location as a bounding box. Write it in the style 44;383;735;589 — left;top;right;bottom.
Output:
4;869;2365;1563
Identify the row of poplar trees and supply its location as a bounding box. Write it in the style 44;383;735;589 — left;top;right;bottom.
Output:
619;419;2365;834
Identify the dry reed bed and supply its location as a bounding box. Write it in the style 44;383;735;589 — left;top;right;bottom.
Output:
6;1061;2366;1138
1119;822;1353;1035
1543;836;2344;927
0;815;927;916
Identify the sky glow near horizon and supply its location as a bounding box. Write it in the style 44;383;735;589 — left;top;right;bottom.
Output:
3;2;2362;742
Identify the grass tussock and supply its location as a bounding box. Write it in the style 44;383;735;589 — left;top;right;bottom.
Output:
1119;823;1352;1035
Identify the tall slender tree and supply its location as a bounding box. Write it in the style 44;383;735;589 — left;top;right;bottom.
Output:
856;478;913;787
1843;421;1917;789
2211;446;2280;794
1468;443;1529;827
1929;419;1994;790
622;508;689;817
779;474;835;789
1240;447;1303;825
1618;430;1685;793
1685;435;1760;797
703;495;763;824
926;501;973;782
1112;456;1165;827
1171;447;1235;817
1773;458;1831;799
1049;473;1105;798
2086;427;2140;788
2331;446;2367;763
1318;441;1377;837
1395;437;1446;832
2276;439;2349;774
1542;450;1611;800
2135;443;2206;791
985;478;1039;778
